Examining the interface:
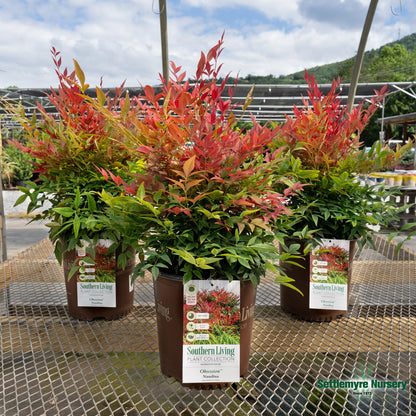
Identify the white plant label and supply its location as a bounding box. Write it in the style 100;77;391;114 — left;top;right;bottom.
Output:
76;239;116;307
309;239;350;310
182;280;240;383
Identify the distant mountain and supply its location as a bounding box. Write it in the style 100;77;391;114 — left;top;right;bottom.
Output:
235;32;416;85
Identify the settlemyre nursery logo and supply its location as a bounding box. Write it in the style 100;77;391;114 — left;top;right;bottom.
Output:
316;363;407;398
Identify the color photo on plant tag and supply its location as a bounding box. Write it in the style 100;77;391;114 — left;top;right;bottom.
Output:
182;280;241;383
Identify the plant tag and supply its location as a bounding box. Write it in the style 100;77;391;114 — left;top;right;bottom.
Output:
182;280;240;384
76;239;116;308
309;239;350;310
129;273;134;293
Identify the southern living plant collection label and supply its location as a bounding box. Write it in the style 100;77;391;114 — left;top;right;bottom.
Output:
309;239;350;310
76;240;116;308
182;280;240;383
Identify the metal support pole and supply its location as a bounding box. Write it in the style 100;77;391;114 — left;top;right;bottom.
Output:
347;0;378;111
159;0;169;82
379;96;386;142
0;121;7;261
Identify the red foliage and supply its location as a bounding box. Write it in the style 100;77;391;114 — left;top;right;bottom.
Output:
94;245;116;271
10;47;132;178
183;288;240;339
314;245;349;272
274;71;387;172
97;35;304;229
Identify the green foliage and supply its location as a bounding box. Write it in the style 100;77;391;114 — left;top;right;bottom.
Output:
92;36;305;287
1;143;36;184
16;174;130;264
103;188;300;288
271;73;415;248
4;48;137;266
361;43;416;82
278;173;408;248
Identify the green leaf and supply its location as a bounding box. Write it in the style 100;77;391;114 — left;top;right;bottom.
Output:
14;193;29;207
136;183;146;200
96;87;107;106
74;188;81;209
234;228;240;243
159;253;172;265
249;243;278;252
86;193;97;212
53;207;75;217
67;262;79;281
169;248;197;265
237;257;251;269
121;92;131;117
398;222;416;231
195;258;215;269
73;214;81;238
151;265;159;279
54;242;63;265
16;185;32;194
73;59;88;90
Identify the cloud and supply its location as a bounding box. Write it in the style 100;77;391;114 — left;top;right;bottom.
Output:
297;0;368;30
0;0;166;87
180;0;299;22
0;0;415;88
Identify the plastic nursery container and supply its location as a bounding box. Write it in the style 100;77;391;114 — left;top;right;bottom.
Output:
384;173;395;186
280;241;356;322
63;243;135;321
393;174;403;186
372;172;385;184
365;175;377;185
402;174;412;187
154;273;257;387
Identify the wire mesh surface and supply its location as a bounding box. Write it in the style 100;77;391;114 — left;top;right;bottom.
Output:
0;236;415;416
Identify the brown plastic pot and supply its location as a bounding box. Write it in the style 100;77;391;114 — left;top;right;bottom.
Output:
280;240;355;322
153;273;257;387
63;245;135;321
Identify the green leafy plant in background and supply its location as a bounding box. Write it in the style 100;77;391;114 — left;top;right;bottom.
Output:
1;143;36;186
271;71;415;251
4;47;138;269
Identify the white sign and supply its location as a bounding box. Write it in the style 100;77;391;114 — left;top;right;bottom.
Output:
309;239;350;310
75;239;117;308
77;282;116;307
182;280;241;383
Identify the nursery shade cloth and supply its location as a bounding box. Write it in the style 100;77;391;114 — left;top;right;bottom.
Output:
1;80;416;129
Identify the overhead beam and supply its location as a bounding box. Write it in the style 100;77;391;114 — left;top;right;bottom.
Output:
159;0;169;82
347;0;378;111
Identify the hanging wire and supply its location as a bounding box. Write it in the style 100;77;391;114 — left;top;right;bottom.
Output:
391;0;402;16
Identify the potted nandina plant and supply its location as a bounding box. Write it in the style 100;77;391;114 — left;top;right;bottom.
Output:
5;48;137;321
272;71;413;321
93;36;304;386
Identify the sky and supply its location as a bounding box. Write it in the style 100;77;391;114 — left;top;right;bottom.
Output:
0;0;415;89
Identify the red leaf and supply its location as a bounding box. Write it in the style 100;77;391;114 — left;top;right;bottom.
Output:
196;52;206;79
